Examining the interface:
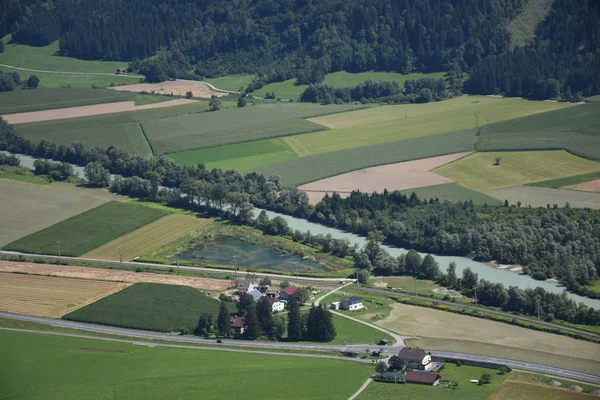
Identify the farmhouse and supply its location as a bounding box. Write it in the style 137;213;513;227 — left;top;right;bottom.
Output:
248;289;264;301
115;68;127;74
267;298;285;312
237;279;256;294
279;285;297;301
389;348;433;371
404;371;441;386
230;316;246;335
340;296;363;311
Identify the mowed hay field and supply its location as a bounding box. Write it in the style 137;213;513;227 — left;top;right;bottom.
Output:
377;303;600;367
0;180;123;244
0;331;371;400
83;214;211;261
486;186;600;209
64;283;224;332
147;103;357;155
6;202;168;256
434;150;600;191
284;96;571;157
0;273;129;318
168;138;298;171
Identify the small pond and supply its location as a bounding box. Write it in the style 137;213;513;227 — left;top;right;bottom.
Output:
178;237;327;273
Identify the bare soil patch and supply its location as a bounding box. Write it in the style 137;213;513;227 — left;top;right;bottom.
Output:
0;272;129;318
109;80;229;99
299;152;470;204
2;99;197;124
0;261;232;291
377;303;600;361
572;179;600;193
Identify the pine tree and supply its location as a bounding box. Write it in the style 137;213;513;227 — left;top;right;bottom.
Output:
256;297;275;339
318;305;336;342
287;296;302;341
243;303;261;340
217;301;231;338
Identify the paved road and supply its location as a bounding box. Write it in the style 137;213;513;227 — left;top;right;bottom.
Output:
347;377;373;400
2;249;596;341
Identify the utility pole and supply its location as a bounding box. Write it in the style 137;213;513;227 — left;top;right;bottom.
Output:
118;247;122;264
57;241;61;261
474;285;478;307
356;269;359;287
405;108;407;118
233;255;237;274
176;251;180;269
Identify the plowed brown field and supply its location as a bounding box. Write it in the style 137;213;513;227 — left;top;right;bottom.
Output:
109;80;229;98
0;272;129;318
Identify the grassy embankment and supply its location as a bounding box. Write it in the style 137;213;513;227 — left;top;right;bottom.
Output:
6;202;168;256
0;330;371;400
359;363;508;400
0;35;140;88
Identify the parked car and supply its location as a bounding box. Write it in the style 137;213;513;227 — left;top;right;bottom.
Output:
216;339;223;344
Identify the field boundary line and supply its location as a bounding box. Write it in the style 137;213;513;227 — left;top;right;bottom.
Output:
138;122;155;155
58;282;132;317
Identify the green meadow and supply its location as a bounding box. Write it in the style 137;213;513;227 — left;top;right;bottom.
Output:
0;330;371;400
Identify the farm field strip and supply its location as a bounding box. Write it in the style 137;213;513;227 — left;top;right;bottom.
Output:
572;179;600;193
286;96;572;157
256;129;477;187
6;202;169;256
527;171;600;188
434;150;600;192
299;152;471;194
0;261;231;290
486;186;600;209
142;103;357;155
83;214;211;261
3;99;197;124
376;303;600;362
0;330;371;400
0;180;122;244
0;273;129;318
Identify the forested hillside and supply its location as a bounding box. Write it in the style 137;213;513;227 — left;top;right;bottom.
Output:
1;0;599;98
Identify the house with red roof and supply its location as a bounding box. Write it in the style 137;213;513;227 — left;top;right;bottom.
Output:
279;285;297;301
230;316;246;335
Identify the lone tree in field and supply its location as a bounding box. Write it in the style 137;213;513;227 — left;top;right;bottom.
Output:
185;91;193;99
494;157;501;165
217;301;231;338
209;95;221;111
26;75;40;89
480;372;492;384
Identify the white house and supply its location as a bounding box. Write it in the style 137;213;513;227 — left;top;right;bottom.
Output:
269;299;285;312
340;296;363;311
391;348;433;371
237;279;255;294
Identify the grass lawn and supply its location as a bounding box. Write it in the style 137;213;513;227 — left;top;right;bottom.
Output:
6;202;168;256
142;102;356;154
360;364;508;400
285;96;571;157
64;283;222;332
434;150;600;191
256;129;476;187
0;166;49;184
167;138;298;171
490;381;593;400
83;214;211;261
253;71;446;100
204;74;254;92
0;330;372;400
398;183;502;205
327;313;393;345
504;371;600;395
527;171;600;188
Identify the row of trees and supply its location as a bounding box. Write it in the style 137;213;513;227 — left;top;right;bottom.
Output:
0;71;39;92
299;77;450;104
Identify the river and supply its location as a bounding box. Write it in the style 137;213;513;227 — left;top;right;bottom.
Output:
4;151;600;308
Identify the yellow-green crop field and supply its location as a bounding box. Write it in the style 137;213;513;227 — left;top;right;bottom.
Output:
434;150;600;191
284;96;572;157
83;214;211;261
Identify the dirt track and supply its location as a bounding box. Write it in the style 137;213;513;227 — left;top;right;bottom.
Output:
109;80;229;99
300;152;470;204
0;261;232;291
2;99;197;124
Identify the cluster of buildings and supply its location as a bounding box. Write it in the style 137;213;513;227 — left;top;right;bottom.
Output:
380;348;442;386
229;279;300;334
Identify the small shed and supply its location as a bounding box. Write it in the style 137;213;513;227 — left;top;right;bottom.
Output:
330;301;341;310
404;371;441;386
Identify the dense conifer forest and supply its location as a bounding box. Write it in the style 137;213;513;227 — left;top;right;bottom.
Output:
2;0;598;98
